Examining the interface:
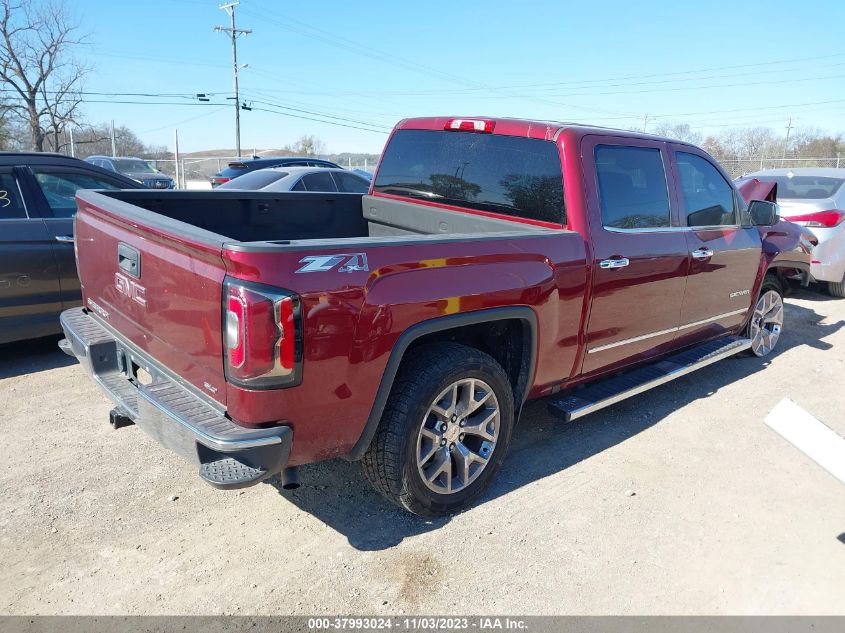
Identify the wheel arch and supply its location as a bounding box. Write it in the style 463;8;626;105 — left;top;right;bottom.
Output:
766;260;810;295
345;306;538;461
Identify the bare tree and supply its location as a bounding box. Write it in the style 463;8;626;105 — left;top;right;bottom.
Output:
650;122;702;146
291;134;326;157
71;123;145;159
0;0;87;152
789;128;842;158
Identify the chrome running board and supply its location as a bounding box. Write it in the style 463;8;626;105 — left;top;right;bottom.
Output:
548;336;751;422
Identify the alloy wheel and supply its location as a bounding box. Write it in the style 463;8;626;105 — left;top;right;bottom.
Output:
415;378;500;495
749;289;784;356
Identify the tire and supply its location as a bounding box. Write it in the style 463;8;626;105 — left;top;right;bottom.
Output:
828;275;845;298
745;275;785;357
362;342;515;516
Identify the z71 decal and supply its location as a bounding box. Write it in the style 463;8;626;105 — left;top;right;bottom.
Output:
296;253;369;274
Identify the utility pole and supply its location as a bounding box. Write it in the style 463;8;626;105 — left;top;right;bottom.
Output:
782;116;794;164
215;2;251;158
642;113;649;133
69;127;75;158
110;120;117;157
174;129;181;190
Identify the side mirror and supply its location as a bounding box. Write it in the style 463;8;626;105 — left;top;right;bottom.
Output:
749;200;779;226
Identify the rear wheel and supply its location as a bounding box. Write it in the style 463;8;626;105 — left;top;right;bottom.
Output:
362;343;515;516
828;273;845;298
745;276;785;357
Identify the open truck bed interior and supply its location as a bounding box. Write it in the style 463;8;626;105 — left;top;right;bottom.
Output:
95;190;555;245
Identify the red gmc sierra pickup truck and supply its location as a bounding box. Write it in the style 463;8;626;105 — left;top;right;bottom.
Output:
59;117;812;515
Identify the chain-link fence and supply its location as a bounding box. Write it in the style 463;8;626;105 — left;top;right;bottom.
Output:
149;157;375;189
146;155;843;188
720;157;843;179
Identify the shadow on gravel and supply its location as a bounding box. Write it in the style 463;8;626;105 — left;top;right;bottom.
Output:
790;284;845;303
0;335;74;380
271;298;843;551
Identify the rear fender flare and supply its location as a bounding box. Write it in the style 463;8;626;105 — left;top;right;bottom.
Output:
345;306;538;461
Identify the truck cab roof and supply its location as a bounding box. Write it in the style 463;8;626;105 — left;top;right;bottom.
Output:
396;116;695;146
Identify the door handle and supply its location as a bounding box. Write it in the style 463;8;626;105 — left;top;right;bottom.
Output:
599;257;630;269
55;235;75;243
692;247;714;260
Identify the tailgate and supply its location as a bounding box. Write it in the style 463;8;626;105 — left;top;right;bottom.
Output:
74;191;229;405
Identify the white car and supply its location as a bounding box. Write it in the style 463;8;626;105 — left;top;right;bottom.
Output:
217;166;370;194
739;168;845;297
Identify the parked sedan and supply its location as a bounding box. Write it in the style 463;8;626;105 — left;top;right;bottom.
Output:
737;168;845;296
85;155;175;189
210;157;341;187
0;152;141;344
216;166;371;193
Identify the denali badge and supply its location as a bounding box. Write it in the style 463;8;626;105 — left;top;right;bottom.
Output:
296;253;369;274
86;298;109;319
115;272;147;307
730;289;751;298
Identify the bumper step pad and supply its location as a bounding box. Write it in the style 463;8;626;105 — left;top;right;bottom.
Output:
199;457;268;489
549;336;751;422
59;307;292;491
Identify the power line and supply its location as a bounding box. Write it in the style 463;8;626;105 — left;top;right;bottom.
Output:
73;98;389;134
349;53;845;96
138;106;228;134
240;95;393;130
240;4;637;118
355;61;845;97
250;105;388;134
510;72;845;99
0;88;225;98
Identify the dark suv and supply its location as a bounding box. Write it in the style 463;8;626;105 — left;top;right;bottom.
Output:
210;156;341;187
0;152;140;344
85;155;175;189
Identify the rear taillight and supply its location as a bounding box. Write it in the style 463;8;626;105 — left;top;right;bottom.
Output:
787;209;845;228
211;176;230;187
223;279;302;389
444;118;495;133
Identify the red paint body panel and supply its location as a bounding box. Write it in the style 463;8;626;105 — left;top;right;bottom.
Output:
223;234;587;464
737;178;777;203
74;198;228;405
72;117;811;467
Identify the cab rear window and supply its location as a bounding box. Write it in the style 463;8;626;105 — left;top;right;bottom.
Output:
373;129;565;224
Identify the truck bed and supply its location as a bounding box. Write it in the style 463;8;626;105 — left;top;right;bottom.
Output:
97;190;555;245
73;188;578;424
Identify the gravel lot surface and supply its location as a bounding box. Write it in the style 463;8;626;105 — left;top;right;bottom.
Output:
1;287;844;615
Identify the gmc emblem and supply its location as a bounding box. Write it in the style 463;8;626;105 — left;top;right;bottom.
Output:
115;272;147;307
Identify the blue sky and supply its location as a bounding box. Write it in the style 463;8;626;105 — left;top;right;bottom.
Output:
75;0;845;154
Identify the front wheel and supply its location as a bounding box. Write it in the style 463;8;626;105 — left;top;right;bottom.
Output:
745;277;785;357
362;343;515;516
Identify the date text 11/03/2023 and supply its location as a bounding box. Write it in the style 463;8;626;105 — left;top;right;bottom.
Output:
307;617;528;630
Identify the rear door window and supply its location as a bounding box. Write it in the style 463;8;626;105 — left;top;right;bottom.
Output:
373;129;565;224
0;172;27;219
300;171;338;192
595;145;671;229
676;152;736;227
32;169;123;218
334;172;370;193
